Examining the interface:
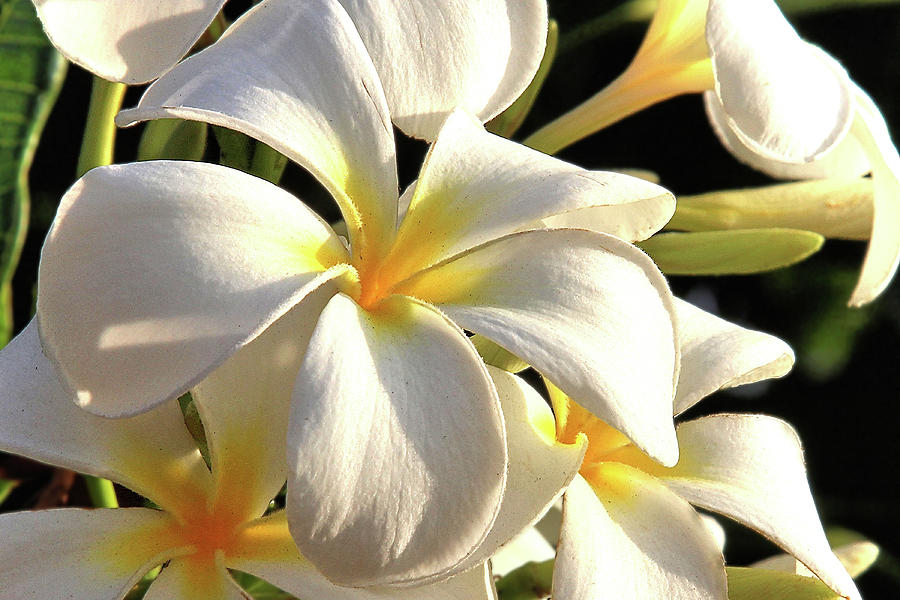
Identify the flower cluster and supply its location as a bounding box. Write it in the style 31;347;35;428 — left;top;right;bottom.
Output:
0;0;893;599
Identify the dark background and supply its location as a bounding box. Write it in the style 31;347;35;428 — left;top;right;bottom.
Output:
6;1;900;597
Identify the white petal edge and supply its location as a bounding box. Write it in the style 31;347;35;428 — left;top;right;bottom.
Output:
658;414;860;600
673;298;794;415
338;0;548;140
37;160;349;417
34;0;226;83
287;293;506;586
553;471;725;600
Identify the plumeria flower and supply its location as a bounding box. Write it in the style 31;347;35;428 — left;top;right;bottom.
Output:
545;299;861;600
525;0;900;306
30;0;547;139
34;0;680;588
0;317;587;599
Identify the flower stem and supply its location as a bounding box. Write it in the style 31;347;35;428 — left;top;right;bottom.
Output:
76;77;127;177
83;475;118;508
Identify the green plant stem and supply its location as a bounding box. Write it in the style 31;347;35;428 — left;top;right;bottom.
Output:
75;76;126;177
84;475;118;508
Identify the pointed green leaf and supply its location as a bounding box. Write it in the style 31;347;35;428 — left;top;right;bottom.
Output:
0;0;66;344
230;571;298;600
726;567;841;600
668;179;873;241
138;118;208;162
639;229;824;275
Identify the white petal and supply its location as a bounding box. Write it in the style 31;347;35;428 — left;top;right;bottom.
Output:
397;229;679;466
448;367;586;575
658;414;860;600
117;0;399;266
0;321;213;514
192;281;340;522
37;160;349;417
34;0;225;83
553;471;725;600
700;514;727;554
338;0;547;140
0;507;177;599
144;553;248;600
229;513;498;600
287;294;506;586
673;298;794;415
386;111;674;282
707;0;854;163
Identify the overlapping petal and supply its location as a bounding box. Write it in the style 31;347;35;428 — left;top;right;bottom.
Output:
286;293;506;586
0;508;177;599
336;0;546;140
554;471;725;600
116;0;399;267
37;160;350;417
33;0;225;83
397;228;679;466
0;321;212;513
673;298;794;415
656;415;859;599
386;111;674;282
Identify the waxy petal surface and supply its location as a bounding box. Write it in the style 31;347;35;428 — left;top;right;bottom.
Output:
658;415;859;600
37;160;349;417
706;0;853;163
554;471;725;600
398;229;679;466
230;513;497;600
0;508;177;599
0;321;212;513
33;0;225;83
387;111;674;281
673;298;794;415
117;0;399;266
287;294;506;586
338;0;547;140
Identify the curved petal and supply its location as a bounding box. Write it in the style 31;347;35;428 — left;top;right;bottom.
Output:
656;414;859;600
489;526;556;577
386;111;674;281
37;160;350;417
192;281;340;522
0;507;177;599
396;229;679;466
0;321;212;514
286;293;506;586
144;553;247;600
553;471;725;600
707;0;853;163
673;298;794;415
116;0;398;267
33;0;225;84
448;367;586;575
338;0;547;140
229;513;497;600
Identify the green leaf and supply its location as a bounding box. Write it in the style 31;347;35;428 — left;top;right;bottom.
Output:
495;559;555;600
212;125;288;185
777;0;900;15
668;179;873;241
471;334;529;373
639;229;824;275
0;0;66;344
0;476;17;506
137;118;208;162
487;20;558;139
230;571;299;600
726;567;841;600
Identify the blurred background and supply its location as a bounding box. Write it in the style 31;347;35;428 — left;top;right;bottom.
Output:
2;0;898;597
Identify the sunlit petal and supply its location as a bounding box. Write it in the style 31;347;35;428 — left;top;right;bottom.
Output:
116;0;399;266
287;293;506;586
658;414;859;600
554;471;725;600
33;0;225;83
144;552;247;600
338;0;547;140
0;508;178;599
398;229;679;466
37;160;349;417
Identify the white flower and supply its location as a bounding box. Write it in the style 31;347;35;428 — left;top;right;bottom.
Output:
34;0;680;587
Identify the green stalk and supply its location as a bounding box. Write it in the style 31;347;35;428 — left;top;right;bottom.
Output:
84;475;118;508
75;77;126;177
